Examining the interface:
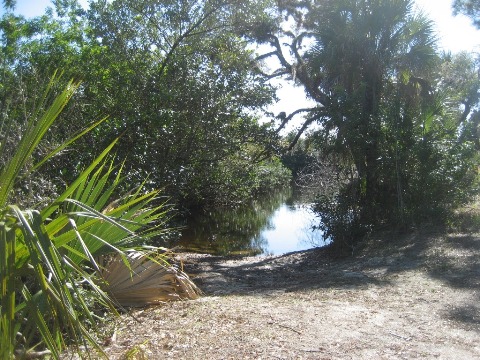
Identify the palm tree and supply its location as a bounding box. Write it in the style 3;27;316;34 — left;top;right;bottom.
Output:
256;0;441;244
304;0;437;213
258;0;436;230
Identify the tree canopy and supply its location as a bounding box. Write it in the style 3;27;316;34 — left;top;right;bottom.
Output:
1;0;478;245
252;0;479;246
453;0;480;28
0;0;290;209
1;0;480;356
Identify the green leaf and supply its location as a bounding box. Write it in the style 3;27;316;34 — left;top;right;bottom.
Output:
0;221;16;359
0;74;79;207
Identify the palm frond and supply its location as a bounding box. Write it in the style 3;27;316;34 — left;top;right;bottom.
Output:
33;116;109;172
98;250;202;307
41;139;119;221
0;74;80;208
53;172;169;263
0;219;16;360
0;74;195;360
0;77;121;359
8;205;109;359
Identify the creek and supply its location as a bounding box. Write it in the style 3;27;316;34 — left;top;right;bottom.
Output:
177;187;329;256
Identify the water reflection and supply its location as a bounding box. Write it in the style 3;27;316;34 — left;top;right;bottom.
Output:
259;203;326;255
177;188;328;256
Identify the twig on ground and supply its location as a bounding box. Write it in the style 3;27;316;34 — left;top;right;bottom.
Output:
268;320;302;334
300;348;325;352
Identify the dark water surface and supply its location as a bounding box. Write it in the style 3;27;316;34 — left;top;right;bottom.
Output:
177;188;329;256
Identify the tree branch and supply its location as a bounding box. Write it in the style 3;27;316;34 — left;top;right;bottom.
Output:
132;3;224;74
287;118;315;151
275;107;318;133
263;33;329;107
254;51;278;62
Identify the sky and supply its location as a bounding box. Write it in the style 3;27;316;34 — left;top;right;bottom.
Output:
1;0;480;53
3;0;480;129
414;0;480;53
4;0;480;54
272;0;480;124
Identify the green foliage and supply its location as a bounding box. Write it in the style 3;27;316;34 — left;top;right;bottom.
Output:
3;0;478;260
313;184;367;255
2;0;15;11
178;145;291;208
302;0;440;229
260;0;479;246
0;78;171;359
0;0;284;211
79;0;281;208
281;134;317;178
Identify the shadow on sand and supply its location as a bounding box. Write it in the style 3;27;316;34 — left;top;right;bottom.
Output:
183;229;480;331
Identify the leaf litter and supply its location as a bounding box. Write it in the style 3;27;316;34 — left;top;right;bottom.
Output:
87;228;480;359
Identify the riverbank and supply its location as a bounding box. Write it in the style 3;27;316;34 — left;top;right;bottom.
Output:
99;224;480;359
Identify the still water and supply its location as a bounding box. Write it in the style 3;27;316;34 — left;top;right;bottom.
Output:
177;188;329;256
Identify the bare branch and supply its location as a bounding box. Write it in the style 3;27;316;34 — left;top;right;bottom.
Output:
254;51;278;62
263;70;291;80
275;107;318;133
286;111;327;150
268;34;293;72
287;118;315;150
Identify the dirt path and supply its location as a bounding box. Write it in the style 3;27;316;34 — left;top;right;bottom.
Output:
101;230;480;359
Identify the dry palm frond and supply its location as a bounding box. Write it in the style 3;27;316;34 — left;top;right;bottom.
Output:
98;250;201;307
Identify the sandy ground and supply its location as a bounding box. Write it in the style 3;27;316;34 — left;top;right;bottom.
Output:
93;228;479;360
